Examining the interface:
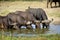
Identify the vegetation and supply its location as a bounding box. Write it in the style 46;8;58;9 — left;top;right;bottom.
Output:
0;34;60;40
0;10;10;16
0;1;60;17
47;10;60;18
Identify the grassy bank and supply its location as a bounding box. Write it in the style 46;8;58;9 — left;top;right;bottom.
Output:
0;34;60;40
0;1;60;17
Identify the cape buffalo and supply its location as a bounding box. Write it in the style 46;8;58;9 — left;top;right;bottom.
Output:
0;16;4;29
0;16;8;29
47;0;60;8
15;11;41;29
26;7;49;28
7;12;33;29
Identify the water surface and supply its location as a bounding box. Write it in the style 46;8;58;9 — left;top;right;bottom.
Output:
0;24;60;37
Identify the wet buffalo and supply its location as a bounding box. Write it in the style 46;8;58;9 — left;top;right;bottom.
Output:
7;12;18;29
2;16;9;29
15;11;36;23
7;12;34;29
0;16;8;29
47;0;60;8
15;11;40;29
26;7;49;28
15;11;40;28
0;16;4;29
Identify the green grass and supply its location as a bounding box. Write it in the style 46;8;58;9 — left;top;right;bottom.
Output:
47;12;60;18
0;10;10;16
0;34;60;40
0;1;60;17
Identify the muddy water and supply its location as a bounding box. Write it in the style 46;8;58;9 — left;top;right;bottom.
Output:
0;24;60;37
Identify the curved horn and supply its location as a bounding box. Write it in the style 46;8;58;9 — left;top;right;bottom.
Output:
34;20;40;23
26;21;32;25
42;18;53;23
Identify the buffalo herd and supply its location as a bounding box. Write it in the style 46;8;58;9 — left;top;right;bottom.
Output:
47;0;60;8
0;7;52;30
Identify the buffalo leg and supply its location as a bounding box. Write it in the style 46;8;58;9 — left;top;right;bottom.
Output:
0;24;4;29
42;23;49;28
13;25;19;30
7;25;13;29
47;0;49;8
50;1;52;8
42;23;45;28
58;2;60;7
35;22;40;29
55;2;56;7
26;24;33;29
